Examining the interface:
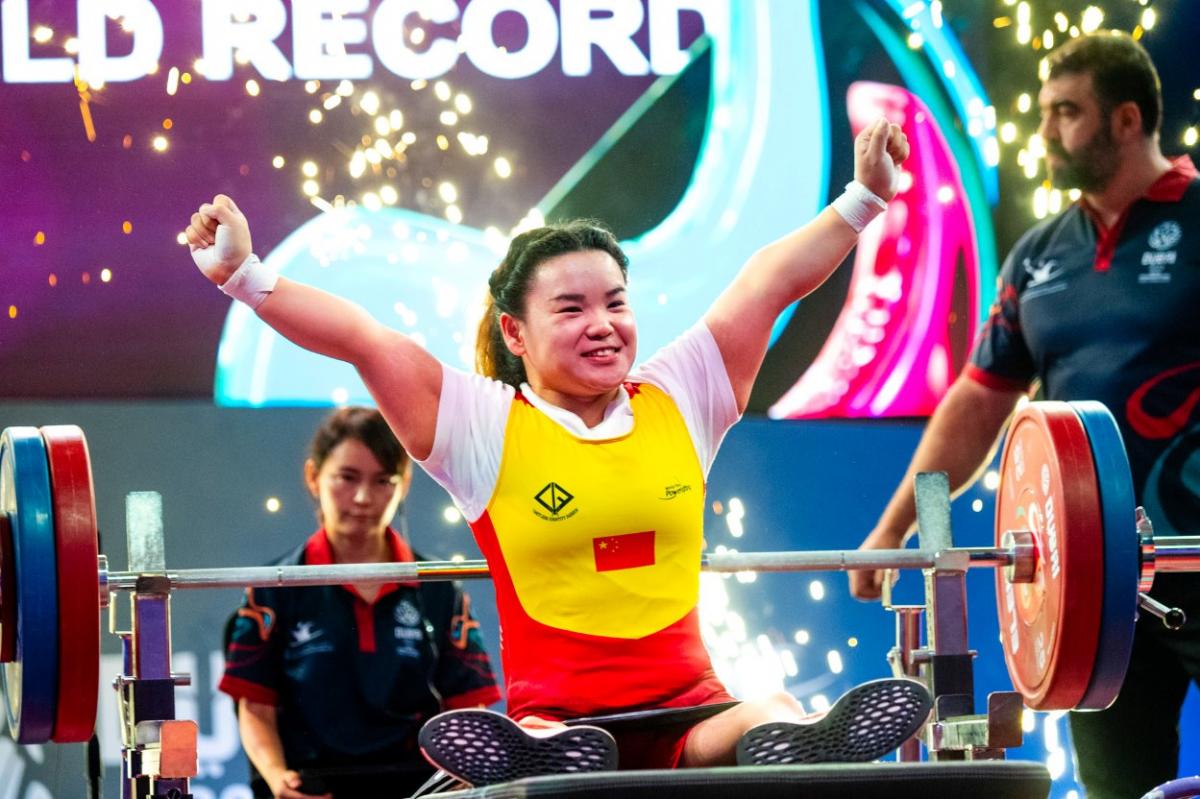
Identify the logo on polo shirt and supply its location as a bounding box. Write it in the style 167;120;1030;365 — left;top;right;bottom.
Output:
1139;221;1180;284
285;620;335;659
394;600;422;627
394;599;425;658
1023;257;1063;289
291;621;323;645
1021;256;1068;301
1149;221;1181;251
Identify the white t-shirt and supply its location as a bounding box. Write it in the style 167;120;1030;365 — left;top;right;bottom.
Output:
418;322;741;522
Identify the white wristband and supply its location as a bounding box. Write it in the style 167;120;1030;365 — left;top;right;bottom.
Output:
831;180;888;233
219;254;278;309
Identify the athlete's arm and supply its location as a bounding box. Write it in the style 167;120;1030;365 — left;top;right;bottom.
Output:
186;196;441;459
703;119;908;412
237;699;331;799
848;375;1026;600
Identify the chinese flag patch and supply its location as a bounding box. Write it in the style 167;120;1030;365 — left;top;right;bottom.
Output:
593;531;656;572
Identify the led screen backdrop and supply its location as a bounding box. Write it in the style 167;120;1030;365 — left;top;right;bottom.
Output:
2;1;1198;415
2;0;1004;417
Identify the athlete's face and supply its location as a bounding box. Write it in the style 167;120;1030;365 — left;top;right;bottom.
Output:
1038;71;1120;192
501;250;637;405
305;438;407;543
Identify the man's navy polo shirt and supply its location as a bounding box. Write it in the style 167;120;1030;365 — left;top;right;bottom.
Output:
969;156;1200;539
220;528;501;768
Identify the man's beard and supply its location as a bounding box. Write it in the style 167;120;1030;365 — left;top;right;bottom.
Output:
1046;122;1119;192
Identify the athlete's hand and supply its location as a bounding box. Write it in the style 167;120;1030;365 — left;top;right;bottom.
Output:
187;194;253;285
268;768;331;799
847;525;903;601
854;118;909;202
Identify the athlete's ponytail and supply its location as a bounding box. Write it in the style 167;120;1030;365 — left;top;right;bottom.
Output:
475;290;525;386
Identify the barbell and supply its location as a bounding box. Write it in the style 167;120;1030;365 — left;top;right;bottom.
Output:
0;400;1197;745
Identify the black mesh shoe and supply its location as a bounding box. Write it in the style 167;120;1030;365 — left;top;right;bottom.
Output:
418;709;618;787
735;678;932;766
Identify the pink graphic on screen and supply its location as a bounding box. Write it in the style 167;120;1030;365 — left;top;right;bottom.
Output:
771;82;981;419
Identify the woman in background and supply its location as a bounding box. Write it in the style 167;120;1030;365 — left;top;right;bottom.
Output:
221;407;500;798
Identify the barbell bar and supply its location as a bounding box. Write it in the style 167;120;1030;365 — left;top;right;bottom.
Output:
94;536;1200;590
99;546;1025;593
1;399;1197;744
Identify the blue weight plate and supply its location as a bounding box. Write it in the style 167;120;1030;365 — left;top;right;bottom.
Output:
1070;401;1139;710
0;428;59;743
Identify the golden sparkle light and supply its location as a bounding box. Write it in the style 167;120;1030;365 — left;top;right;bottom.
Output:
73;68;97;142
360;90;381;115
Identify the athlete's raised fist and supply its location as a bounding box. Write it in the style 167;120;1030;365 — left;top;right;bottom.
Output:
187;194;253;285
854;118;909;202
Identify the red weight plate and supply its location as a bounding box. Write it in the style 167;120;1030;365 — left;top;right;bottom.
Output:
995;402;1105;710
0;514;15;663
41;426;100;743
